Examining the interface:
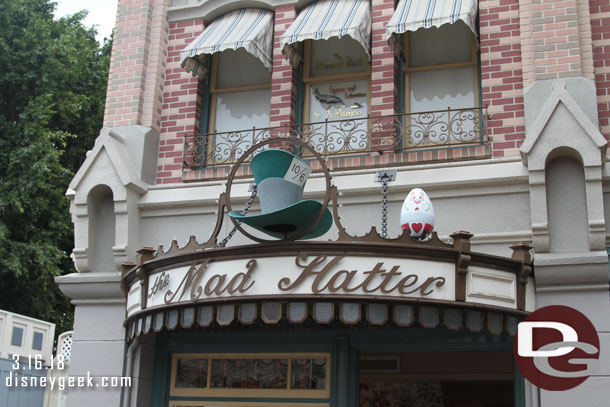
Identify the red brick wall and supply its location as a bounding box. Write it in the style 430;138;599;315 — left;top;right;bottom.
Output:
591;0;610;143
370;0;397;117
269;6;298;128
479;0;525;158
104;0;154;127
156;19;204;184
531;0;584;80
159;3;517;183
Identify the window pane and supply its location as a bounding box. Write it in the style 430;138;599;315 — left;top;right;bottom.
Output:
409;66;475;112
307;79;369;154
216;49;270;88
409;22;473;67
407;66;478;146
214;88;270;133
32;332;44;351
175;358;208;388
310;37;368;78
291;358;326;389
309;79;368;122
210;358;288;389
211;88;270;163
11;326;23;347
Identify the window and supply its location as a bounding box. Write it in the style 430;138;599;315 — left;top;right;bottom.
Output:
403;22;481;147
11;326;24;347
169;353;330;405
203;49;271;163
180;8;274;167
303;36;370;154
32;331;44;351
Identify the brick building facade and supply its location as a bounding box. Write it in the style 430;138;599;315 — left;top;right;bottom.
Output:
57;1;610;406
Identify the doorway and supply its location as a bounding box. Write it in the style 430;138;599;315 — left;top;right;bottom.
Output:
359;351;514;407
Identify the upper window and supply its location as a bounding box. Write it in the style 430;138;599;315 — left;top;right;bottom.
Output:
205;49;271;163
180;8;274;165
405;22;478;114
386;0;482;149
280;0;372;156
209;49;271;134
305;37;370;123
402;22;480;148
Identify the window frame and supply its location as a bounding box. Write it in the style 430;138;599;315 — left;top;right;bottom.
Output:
402;28;480;115
205;50;272;134
206;53;272;135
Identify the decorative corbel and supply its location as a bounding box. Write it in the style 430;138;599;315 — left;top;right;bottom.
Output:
450;231;473;301
120;262;137;294
136;247;156;310
510;242;533;311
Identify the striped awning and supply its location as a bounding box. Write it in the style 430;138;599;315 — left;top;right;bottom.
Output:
280;0;371;66
181;8;274;79
386;0;478;54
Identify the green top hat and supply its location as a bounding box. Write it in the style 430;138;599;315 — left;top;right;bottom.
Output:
229;149;332;240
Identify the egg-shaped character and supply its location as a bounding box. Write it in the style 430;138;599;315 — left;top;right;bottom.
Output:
400;188;435;239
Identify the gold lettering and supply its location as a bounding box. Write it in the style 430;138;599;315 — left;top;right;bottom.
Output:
378;266;402;294
164;260;210;304
418;277;446;296
228;259;257;294
358;263;387;293
325;269;358;292
204;274;227;296
164;256;444;305
396;274;419;295
278;255;328;291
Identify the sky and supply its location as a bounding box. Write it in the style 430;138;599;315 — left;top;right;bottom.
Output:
54;0;119;42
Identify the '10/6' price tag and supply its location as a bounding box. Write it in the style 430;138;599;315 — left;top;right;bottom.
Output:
284;157;312;188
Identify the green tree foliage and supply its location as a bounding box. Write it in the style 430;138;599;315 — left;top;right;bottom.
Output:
0;0;111;333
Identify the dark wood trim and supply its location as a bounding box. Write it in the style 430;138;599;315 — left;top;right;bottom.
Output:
450;231;473;302
510;242;533;312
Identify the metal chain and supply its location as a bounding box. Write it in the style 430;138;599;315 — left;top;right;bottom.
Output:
381;180;389;238
218;185;258;247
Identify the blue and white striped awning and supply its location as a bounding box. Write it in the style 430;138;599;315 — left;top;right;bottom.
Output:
181;8;274;79
280;0;371;66
386;0;478;54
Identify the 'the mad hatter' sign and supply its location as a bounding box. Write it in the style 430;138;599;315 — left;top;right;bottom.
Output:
127;254;454;316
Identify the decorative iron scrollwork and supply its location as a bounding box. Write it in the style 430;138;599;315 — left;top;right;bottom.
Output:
183;107;488;168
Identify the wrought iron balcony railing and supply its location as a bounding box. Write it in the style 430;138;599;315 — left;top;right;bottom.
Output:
183;106;488;169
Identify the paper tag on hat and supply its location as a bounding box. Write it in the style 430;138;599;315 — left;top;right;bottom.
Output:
284;157;313;187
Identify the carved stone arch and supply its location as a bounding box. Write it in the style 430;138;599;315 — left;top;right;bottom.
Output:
544;146;584;167
520;79;607;253
67;128;153;272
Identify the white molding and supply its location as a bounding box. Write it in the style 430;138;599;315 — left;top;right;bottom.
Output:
69;129;148;196
521;79;607;164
